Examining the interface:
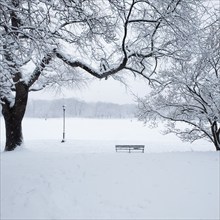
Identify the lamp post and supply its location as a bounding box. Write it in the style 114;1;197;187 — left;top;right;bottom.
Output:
61;105;66;143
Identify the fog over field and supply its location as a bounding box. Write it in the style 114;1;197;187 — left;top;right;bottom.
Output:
24;98;136;119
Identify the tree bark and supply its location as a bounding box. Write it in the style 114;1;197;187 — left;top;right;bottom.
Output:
2;83;28;151
211;121;220;151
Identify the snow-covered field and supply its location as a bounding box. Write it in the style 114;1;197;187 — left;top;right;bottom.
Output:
0;118;219;219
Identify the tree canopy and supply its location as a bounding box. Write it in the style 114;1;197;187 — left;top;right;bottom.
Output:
137;13;220;150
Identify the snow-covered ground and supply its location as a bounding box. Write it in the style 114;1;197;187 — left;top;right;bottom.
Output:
0;118;220;219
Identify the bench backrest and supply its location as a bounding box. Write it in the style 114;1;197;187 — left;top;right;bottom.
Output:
116;145;144;149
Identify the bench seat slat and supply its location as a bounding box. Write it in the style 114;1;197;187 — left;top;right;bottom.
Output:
115;145;145;153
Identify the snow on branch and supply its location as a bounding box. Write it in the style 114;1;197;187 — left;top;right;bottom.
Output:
26;51;55;88
55;50;127;80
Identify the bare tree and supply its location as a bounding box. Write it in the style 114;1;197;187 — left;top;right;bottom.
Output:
1;0;203;151
137;15;220;151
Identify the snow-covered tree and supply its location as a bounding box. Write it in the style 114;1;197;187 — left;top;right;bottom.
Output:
1;0;203;151
137;15;220;151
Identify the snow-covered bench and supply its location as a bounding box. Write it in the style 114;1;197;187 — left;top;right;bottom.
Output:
115;145;145;153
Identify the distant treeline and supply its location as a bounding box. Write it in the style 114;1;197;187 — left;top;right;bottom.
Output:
24;98;137;118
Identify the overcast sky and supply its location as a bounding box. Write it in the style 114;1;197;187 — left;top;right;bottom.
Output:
28;0;219;105
29;75;150;104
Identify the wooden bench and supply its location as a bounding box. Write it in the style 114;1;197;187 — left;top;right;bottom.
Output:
115;145;145;153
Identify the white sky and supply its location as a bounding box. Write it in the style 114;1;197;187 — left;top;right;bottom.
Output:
29;76;151;104
29;0;219;105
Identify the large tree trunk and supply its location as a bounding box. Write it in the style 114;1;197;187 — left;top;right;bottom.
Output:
211;121;220;151
3;113;23;151
2;83;28;151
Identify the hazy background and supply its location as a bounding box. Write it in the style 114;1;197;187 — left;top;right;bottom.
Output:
29;76;150;105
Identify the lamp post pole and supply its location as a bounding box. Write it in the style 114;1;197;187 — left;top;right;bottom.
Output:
61;105;66;143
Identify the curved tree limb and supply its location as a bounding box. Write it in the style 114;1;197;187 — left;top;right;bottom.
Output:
55;50;128;80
